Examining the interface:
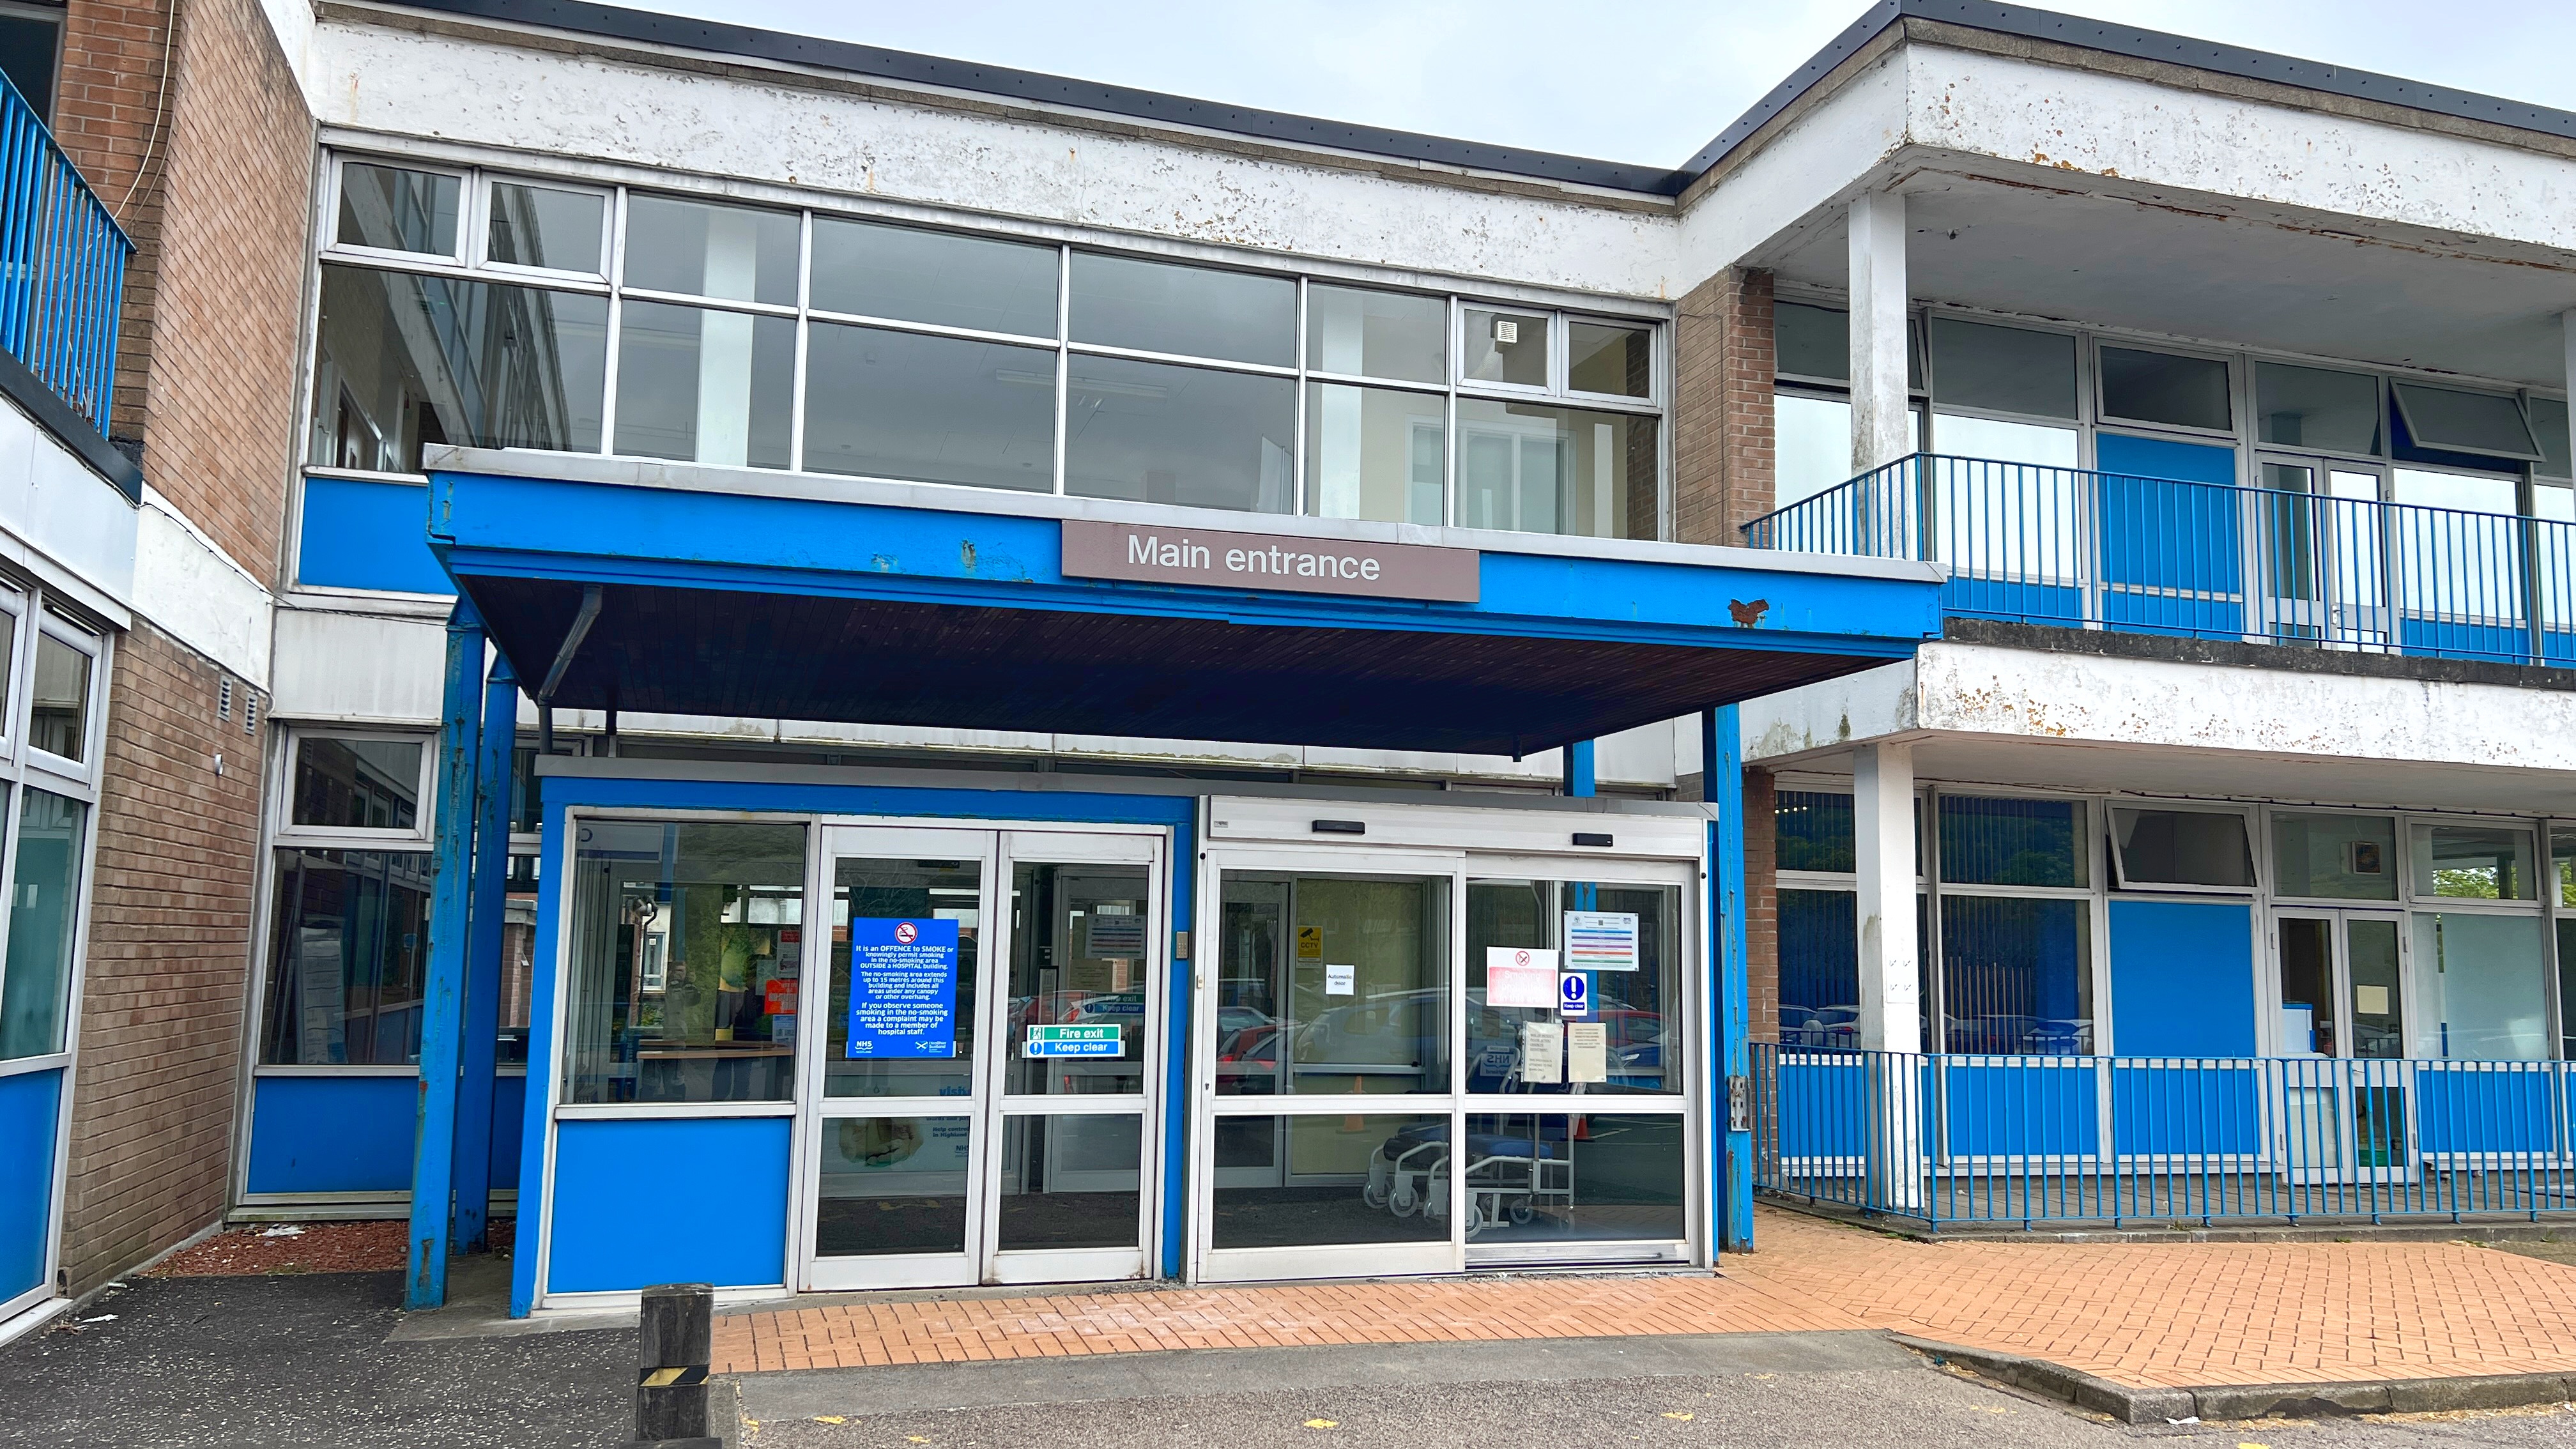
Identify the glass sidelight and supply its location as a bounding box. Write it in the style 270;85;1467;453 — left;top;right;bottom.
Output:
799;826;1162;1291
2273;909;2414;1181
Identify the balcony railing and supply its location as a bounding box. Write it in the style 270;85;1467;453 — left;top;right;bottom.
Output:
1753;1044;2576;1229
1744;454;2576;668
0;68;130;431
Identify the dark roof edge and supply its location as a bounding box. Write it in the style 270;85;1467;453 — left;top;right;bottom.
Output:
1678;0;2576;180
369;0;1696;195
365;0;2576;201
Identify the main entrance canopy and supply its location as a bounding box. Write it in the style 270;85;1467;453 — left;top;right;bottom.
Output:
424;449;1943;755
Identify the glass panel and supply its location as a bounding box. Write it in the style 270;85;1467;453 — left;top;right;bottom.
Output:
1927;319;2076;419
2554;827;2576;907
2100;347;2231;431
308;264;608;472
0;15;59;122
2533;397;2572;482
1461;307;1549;388
1068;253;1294;366
2412;911;2545;1059
336;163;459;256
1464;880;1682;1096
1936;795;2084;888
1455;398;1655;540
621;195;798;306
1456;1114;1684;1248
813;1116;971;1257
2409;822;2534;900
2557;917;2576;1057
1064;358;1295;514
1305;285;1443;384
1213;873;1449;1096
2255;362;2377;455
803;324;1055;491
486;183;604;273
1567;321;1650;398
2392;383;2543;460
2348;917;2405;1059
827;856;981;1098
2276;916;2338;1056
2109;808;2254;888
1774;302;1848;383
1006;861;1149;1095
994;1114;1142;1250
291;737;422;830
499;854;538;1066
1303;383;1444;525
0;790;84;1060
1775;790;1855;874
1938;895;2092;1054
809;218;1059;338
28;632;88;762
2270;812;2398;901
2263;462;2313;493
1774;392;1851;509
562;821;806;1103
2391;467;2517;516
256;847;432;1065
613;299;794;470
1931;413;2074;468
1211;1113;1448;1247
1779;889;1858;1047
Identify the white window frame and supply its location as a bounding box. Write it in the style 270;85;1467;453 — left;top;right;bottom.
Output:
2101;798;2261;896
23;609;103;786
324;154;473;268
270;727;438;846
475;172;615;284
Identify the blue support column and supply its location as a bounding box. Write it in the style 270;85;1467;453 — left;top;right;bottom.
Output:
1560;739;1595;797
1703;705;1754;1253
452;657;518;1254
408;601;484;1309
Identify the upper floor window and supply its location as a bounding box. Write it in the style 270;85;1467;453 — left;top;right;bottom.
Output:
309;155;1667;545
0;1;62;125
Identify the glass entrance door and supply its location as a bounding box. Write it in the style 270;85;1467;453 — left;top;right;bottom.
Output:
2273;909;2414;1183
798;825;1163;1291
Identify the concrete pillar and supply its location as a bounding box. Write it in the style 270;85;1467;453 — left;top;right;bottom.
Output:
1852;741;1920;1052
1846;192;1912;475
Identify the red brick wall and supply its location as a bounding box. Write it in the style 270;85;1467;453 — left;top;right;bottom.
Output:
1673;267;1776;546
1744;767;1778;1045
54;0;174;448
59;623;266;1293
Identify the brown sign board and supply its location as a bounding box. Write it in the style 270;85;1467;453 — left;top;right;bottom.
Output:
1060;519;1480;603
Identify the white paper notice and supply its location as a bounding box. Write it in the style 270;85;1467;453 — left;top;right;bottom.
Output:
1520;1022;1563;1084
1484;947;1560;1008
1563;910;1641;972
1567;1021;1608;1083
1324;963;1355;997
2355;984;2391;1016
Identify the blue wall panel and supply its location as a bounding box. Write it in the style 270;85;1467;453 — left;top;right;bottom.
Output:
247;1075;418;1194
2110;1064;2262;1156
1941;1062;2099;1158
0;1069;62;1302
299;477;452;594
548;1117;791;1293
2108;900;2257;1057
2417;1067;2557;1156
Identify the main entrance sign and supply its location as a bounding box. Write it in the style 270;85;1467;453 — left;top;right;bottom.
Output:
1061;519;1479;603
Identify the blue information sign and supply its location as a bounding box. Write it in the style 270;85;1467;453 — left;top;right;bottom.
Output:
847;917;960;1058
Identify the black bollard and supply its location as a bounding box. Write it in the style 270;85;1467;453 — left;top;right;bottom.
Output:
631;1282;719;1448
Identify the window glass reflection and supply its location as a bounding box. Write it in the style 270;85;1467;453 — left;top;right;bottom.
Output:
811;218;1059;339
2271;812;2399;901
1567;322;1650;398
1928;319;2076;419
802;324;1054;490
2100;347;2232;432
1940;894;2092;1055
337;164;459;256
613;300;795;470
1461;307;1547;387
814;1116;972;1257
2409;822;2534;900
1212;1114;1448;1248
995;1115;1142;1250
1464;879;1680;1096
0;789;80;1060
1069;253;1294;366
2255;362;2377;455
487;183;604;273
1066;358;1294;514
291;737;422;831
256;847;430;1066
1213;873;1449;1096
1006;862;1150;1096
1304;383;1443;525
564;820;806;1103
1457;1114;1685;1250
622;195;799;306
827;857;981;1098
27;631;88;762
1455;398;1654;540
1937;795;2085;888
1305;285;1443;384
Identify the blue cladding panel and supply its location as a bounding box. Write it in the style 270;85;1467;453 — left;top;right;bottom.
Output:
2094;436;2242;638
247;1075;418;1193
549;1117;791;1292
491;1073;526;1192
2107;900;2257;1057
300;477;452;595
1777;1059;1867;1160
2110;1064;2262;1156
0;1069;62;1301
1945;579;2084;625
2417;1067;2557;1156
2402;617;2532;663
1942;1063;2099;1158
2095;433;2238;486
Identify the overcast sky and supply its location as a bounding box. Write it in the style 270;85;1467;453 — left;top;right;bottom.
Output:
623;0;2576;167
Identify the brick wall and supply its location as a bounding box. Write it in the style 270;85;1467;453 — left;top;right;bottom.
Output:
54;0;174;448
59;622;266;1293
1672;267;1776;546
1743;767;1778;1045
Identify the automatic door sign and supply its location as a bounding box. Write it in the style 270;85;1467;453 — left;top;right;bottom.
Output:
1558;969;1593;1020
846;917;960;1058
1484;947;1560;1009
1026;1023;1123;1057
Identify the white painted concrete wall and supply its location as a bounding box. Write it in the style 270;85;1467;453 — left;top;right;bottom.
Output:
134;484;271;684
0;391;135;624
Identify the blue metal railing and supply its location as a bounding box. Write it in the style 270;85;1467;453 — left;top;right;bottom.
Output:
1753;1043;2576;1228
0;68;131;430
1744;454;2576;668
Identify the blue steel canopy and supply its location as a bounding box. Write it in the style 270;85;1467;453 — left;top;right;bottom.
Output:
425;450;1943;756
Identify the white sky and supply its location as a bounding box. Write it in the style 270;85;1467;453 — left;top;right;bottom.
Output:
622;0;2576;168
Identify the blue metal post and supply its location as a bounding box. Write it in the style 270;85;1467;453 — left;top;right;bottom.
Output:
452;657;518;1253
1560;739;1595;797
408;601;484;1309
1704;705;1754;1252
